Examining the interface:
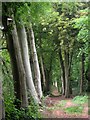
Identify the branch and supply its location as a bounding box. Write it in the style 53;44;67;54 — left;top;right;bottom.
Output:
0;47;8;50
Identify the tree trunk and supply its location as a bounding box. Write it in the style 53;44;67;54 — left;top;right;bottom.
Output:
2;8;21;108
0;78;2;120
86;56;90;92
64;51;70;98
28;27;43;99
2;3;28;108
61;75;64;94
45;52;53;93
11;13;28;108
0;64;5;119
80;52;85;94
38;27;46;93
17;23;40;104
87;41;90;114
40;56;46;92
7;34;21;108
57;81;61;93
59;49;65;95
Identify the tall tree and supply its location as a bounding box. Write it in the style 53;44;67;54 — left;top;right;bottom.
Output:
27;27;43;99
2;3;22;108
59;48;65;95
40;56;46;92
11;13;28;108
80;52;85;94
2;4;28;107
17;23;40;103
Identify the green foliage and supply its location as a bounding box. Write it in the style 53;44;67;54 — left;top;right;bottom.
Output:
73;8;88;43
5;97;18;120
1;2;89;119
72;95;88;105
2;54;14;99
56;100;67;107
28;98;41;119
47;106;56;111
65;106;83;114
14;2;52;25
5;98;41;120
34;3;88;96
46;100;67;111
1;42;41;120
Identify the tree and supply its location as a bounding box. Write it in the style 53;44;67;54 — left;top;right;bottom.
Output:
1;3;89;119
2;2;53;108
2;3;22;108
73;6;88;93
17;22;40;103
27;26;43;99
11;13;28;108
40;55;46;92
80;52;85;94
52;3;79;97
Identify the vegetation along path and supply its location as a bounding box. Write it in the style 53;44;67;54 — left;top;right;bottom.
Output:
41;95;88;118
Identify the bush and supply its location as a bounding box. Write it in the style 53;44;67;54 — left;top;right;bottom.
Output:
5;98;41;120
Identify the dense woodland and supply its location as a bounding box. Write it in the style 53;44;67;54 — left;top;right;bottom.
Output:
0;2;90;120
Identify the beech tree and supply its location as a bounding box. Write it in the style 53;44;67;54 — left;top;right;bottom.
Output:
2;3;24;108
33;2;88;97
2;2;50;105
27;27;43;99
73;6;88;93
1;2;89;119
11;13;28;108
17;23;40;103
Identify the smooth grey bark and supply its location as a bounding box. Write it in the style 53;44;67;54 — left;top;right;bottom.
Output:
61;75;64;94
40;56;46;91
28;27;43;99
17;23;40;104
11;14;28;108
2;8;21;108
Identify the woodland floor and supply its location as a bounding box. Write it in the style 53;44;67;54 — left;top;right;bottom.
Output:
40;90;88;118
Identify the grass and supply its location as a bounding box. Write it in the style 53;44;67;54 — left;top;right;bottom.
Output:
46;95;88;114
47;100;67;111
47;106;56;111
56;100;67;107
65;106;83;114
72;95;88;105
64;95;88;114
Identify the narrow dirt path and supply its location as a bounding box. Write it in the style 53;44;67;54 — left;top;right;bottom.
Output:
40;96;88;118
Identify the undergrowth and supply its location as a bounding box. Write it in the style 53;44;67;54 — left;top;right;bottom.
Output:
46;95;87;114
65;106;83;114
72;95;88;105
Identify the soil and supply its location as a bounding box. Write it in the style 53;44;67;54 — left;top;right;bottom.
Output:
40;95;88;118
